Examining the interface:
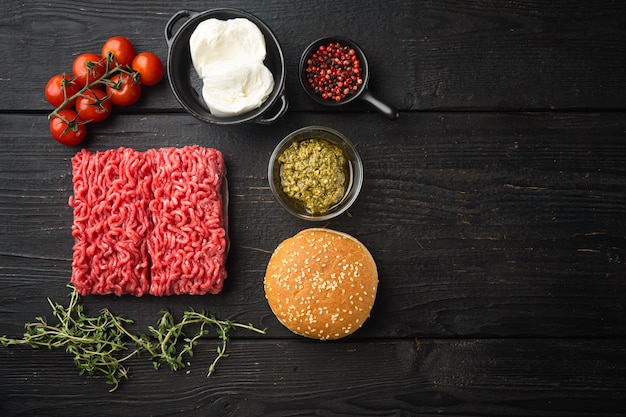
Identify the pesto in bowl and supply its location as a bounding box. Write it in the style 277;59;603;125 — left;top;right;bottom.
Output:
268;126;363;221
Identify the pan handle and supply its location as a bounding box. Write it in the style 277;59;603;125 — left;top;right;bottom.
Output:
165;10;197;45
359;89;399;120
255;91;289;125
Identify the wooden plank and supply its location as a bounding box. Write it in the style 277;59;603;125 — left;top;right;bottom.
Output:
1;111;625;339
1;338;625;416
0;0;624;111
2;1;624;415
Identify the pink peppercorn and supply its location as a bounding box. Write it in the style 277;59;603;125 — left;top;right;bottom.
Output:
305;42;363;102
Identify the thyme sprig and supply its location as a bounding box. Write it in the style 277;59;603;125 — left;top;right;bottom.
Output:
0;286;266;392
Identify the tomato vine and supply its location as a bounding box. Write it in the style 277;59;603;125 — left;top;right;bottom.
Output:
45;36;163;146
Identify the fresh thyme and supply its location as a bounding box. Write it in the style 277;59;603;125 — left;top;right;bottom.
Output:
0;286;266;392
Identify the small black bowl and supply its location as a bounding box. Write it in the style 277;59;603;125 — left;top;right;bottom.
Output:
299;36;398;120
165;8;288;125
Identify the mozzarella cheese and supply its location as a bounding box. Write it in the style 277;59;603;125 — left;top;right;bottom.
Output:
189;18;275;117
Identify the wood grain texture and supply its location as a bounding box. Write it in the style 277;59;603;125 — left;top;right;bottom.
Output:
1;112;624;339
0;0;624;111
1;338;625;416
1;0;625;414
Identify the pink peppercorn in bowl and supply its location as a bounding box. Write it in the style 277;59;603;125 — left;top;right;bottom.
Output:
299;36;398;120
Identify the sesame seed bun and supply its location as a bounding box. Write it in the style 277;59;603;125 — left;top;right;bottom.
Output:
264;228;378;340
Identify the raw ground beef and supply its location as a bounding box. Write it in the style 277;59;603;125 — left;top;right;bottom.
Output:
147;147;227;296
69;146;227;296
70;148;152;296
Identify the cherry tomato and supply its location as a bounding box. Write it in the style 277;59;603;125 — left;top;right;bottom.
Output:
45;73;80;108
102;36;136;67
106;73;141;106
73;53;107;87
131;52;164;86
76;89;112;123
50;109;87;146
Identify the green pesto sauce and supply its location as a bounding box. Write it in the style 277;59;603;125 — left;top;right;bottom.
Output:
278;137;349;214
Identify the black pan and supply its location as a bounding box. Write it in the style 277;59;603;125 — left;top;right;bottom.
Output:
299;36;398;120
165;8;288;125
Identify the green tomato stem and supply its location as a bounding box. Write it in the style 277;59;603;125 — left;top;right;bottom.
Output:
48;54;136;122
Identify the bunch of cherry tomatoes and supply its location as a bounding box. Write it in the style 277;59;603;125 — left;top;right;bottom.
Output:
45;36;164;146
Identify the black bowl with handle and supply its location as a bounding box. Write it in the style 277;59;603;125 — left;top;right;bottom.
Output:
165;8;288;125
299;36;398;120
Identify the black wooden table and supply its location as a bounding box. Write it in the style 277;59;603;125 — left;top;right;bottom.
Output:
1;1;625;416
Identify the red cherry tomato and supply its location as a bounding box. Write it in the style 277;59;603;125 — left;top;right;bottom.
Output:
49;109;87;146
76;89;112;123
106;73;141;106
45;74;80;108
102;36;136;67
72;53;107;87
131;52;164;86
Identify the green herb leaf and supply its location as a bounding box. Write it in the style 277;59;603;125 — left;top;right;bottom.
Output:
0;285;266;391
